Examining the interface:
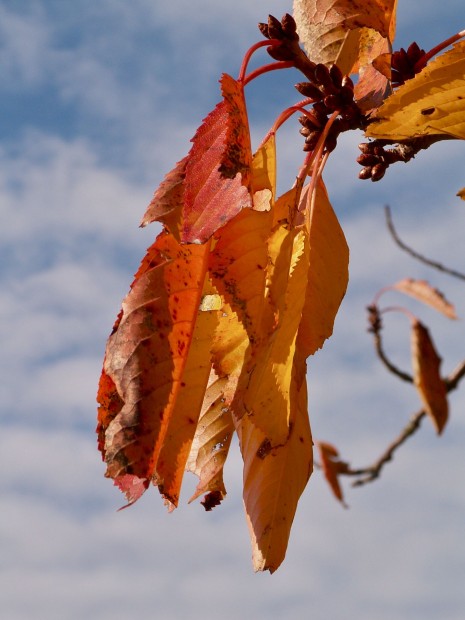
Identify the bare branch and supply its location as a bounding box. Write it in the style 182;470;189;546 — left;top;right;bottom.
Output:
367;304;413;383
385;206;465;281
342;358;465;486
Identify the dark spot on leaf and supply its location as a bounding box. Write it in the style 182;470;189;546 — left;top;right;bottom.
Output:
256;438;272;459
421;107;435;116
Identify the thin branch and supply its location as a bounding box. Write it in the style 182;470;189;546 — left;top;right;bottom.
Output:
343;359;465;485
367;304;413;383
385;205;465;281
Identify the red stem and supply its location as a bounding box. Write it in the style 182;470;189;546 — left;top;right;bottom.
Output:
238;39;282;82
243;60;294;86
423;29;465;64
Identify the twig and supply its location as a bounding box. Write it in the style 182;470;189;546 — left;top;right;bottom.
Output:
385;205;465;281
343;359;465;485
367;304;413;383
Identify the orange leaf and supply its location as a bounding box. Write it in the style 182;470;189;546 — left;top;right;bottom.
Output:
392;278;457;319
97;230;212;503
411;320;449;434
456;187;465;200
182;73;253;243
239;360;313;572
297;179;349;357
209;206;274;350
317;441;349;507
139;156;187;236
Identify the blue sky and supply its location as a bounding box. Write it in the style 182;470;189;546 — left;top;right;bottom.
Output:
2;2;465;619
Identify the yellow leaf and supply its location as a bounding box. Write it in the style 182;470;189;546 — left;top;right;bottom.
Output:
209;208;275;349
251;134;276;203
187;373;234;505
239;362;313;573
367;40;465;140
240;229;310;444
411;320;449;434
392;278;457;320
297;179;349;357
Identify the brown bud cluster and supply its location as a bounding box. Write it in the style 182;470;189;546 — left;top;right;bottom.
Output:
357;141;404;181
296;65;364;154
258;14;300;61
391;42;427;87
367;304;382;334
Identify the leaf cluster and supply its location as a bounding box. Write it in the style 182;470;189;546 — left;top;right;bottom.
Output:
97;1;465;571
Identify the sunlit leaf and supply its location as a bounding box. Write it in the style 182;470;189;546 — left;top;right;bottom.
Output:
392;278;457;319
239;362;313;572
297;179;349;357
97;231;212;497
187;373;234;505
411;320;449;434
293;0;397;74
182;74;253;243
140;157;187;237
240;229;310;443
367;40;465;140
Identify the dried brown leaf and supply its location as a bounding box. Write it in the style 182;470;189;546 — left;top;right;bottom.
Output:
392;278;457;319
411;320;449;434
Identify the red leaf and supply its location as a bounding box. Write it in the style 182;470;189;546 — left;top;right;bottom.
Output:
317;441;349;507
181;74;253;243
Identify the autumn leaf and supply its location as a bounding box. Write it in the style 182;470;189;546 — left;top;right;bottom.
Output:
293;0;397;110
457;187;465;200
367;40;465;140
411;320;449;434
97;230;212;504
297;178;349;357
239;364;313;573
181;73;253;243
317;441;349;507
140;156;187;237
392;278;457;319
186;373;234;506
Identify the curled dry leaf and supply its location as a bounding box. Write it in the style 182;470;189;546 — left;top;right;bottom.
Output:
316;441;349;507
392;278;457;319
411;320;449;434
367;40;465;140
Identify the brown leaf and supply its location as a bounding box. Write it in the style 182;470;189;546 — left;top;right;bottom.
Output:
317;441;349;506
411;320;449;434
392;278;457;319
293;0;397;74
457;187;465;200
